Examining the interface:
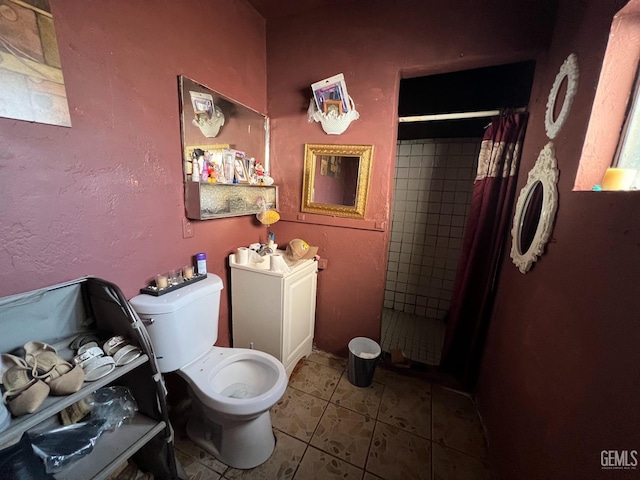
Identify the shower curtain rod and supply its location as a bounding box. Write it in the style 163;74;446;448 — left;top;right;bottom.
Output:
398;107;526;123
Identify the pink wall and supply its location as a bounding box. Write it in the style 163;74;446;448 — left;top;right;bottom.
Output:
477;0;640;478
0;0;267;347
266;0;556;355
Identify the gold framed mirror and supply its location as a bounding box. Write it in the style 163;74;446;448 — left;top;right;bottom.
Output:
301;144;373;219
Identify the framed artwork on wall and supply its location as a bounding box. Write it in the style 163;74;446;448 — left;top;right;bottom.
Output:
0;0;71;126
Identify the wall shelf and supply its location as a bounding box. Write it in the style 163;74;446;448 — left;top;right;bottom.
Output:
185;182;278;220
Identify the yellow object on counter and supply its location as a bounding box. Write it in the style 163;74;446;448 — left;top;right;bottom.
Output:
602;168;637;190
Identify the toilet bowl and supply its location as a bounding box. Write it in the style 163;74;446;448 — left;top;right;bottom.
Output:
129;275;287;469
181;346;286;468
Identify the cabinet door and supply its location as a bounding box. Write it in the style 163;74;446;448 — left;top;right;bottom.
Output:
231;269;283;359
282;266;317;369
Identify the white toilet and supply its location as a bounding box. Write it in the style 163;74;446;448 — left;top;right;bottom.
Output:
129;275;287;469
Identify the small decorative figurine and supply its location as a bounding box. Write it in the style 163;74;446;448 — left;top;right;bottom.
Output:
255;161;265;185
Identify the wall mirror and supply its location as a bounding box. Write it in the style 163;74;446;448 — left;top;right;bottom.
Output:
301;144;373;219
510;142;559;273
179;75;269;176
545;53;579;140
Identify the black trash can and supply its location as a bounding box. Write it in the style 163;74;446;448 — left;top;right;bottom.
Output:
347;337;381;387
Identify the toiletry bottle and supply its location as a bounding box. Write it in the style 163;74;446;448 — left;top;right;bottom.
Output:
201;159;209;182
192;149;204;182
192;158;200;182
224;156;234;184
196;252;207;275
185;157;193;181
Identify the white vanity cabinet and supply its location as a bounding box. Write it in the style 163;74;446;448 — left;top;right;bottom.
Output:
229;254;318;376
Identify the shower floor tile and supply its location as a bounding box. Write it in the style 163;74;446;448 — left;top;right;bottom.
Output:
381;308;446;365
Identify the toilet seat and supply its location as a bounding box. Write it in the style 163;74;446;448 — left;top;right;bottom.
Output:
178;346;287;417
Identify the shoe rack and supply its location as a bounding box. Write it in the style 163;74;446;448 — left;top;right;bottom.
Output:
0;277;178;480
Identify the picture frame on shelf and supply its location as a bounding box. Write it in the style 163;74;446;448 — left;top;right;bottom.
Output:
183;144;230;163
234;157;249;183
183;144;229;181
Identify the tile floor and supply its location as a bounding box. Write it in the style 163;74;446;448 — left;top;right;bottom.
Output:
381;308;447;365
172;350;491;480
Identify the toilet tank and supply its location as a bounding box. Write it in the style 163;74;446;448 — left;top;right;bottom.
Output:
129;275;224;373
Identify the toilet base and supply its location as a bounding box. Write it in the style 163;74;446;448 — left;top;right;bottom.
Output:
186;399;276;469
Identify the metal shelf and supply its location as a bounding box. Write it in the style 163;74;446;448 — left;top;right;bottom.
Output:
0;277;178;479
0;355;149;448
55;414;166;480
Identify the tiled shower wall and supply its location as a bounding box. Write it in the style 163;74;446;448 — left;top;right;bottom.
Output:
384;138;481;320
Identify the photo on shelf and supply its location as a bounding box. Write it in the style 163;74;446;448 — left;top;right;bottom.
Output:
234;157;249;183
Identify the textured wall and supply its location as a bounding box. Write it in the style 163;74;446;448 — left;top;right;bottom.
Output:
266;0;556;355
477;0;640;478
0;0;267;347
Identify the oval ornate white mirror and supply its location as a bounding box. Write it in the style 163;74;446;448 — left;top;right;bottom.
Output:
301;144;373;218
510;142;559;273
545;53;579;139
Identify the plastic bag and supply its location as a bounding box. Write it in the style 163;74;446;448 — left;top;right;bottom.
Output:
30;420;106;474
29;386;137;474
0;433;54;479
86;386;138;431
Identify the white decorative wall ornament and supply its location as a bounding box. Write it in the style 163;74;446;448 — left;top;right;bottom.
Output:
308;96;360;135
545;53;579;139
510;142;560;274
192;105;225;138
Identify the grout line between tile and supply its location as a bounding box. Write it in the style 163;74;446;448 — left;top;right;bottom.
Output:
431;385;434;480
430;437;490;464
362;381;386;479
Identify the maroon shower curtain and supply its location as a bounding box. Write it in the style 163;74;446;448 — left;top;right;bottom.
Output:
440;112;528;389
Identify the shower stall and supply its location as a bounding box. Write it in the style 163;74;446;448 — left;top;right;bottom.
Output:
381;60;535;366
381;137;481;365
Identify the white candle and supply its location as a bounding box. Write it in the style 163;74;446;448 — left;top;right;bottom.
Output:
155;274;168;289
183;265;194;280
